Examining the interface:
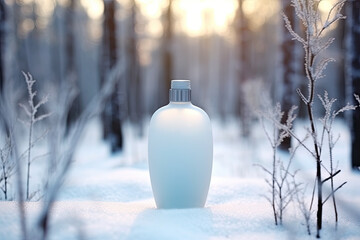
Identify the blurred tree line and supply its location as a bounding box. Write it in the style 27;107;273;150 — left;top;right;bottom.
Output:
0;0;359;168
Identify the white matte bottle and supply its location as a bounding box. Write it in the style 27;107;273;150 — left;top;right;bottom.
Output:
148;80;213;208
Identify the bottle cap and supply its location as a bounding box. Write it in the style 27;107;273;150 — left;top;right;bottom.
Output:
171;80;191;90
169;80;191;102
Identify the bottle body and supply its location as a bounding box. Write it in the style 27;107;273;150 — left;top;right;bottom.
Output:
148;102;213;208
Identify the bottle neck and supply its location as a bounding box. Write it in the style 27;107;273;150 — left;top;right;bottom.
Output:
169;89;191;102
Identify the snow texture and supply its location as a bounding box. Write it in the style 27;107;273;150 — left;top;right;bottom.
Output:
0;119;359;240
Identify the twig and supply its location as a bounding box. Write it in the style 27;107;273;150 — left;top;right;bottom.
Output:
322;170;341;183
20;72;51;200
322;182;347;205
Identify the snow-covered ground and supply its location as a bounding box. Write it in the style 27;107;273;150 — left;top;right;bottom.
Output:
0;119;359;240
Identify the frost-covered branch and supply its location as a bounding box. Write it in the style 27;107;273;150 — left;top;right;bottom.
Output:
20;72;51;200
261;104;315;158
282;12;306;45
318;91;359;224
0;92;27;239
293;179;312;235
282;0;347;237
318;0;346;37
257;102;299;225
0;136;14;200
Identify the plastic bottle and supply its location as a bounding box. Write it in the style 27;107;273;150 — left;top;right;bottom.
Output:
148;80;213;208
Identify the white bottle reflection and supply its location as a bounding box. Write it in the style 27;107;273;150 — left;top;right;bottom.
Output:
148;80;213;208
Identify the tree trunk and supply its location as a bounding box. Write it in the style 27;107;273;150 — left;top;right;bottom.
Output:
235;0;251;137
101;0;123;152
13;2;29;73
159;0;173;107
346;0;360;169
127;0;142;133
65;0;81;126
50;3;63;86
279;0;299;151
0;0;5;92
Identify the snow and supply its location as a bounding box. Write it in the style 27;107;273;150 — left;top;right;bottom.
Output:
0;119;360;240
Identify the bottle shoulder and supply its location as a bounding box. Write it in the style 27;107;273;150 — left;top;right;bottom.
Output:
190;104;210;120
150;103;211;126
151;103;209;117
150;105;170;122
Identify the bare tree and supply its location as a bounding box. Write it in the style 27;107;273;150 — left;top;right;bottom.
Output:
49;2;64;86
345;0;360;170
0;0;5;91
235;0;252;137
65;0;81;126
127;0;142;132
159;0;173;107
101;0;123;152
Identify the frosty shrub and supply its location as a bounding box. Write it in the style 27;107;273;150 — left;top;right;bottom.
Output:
0;136;14;200
280;0;359;238
293;179;312;235
0;56;125;240
19;72;51;200
33;61;125;240
318;91;359;220
257;102;301;225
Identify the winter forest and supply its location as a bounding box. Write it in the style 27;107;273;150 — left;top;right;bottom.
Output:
0;0;360;239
